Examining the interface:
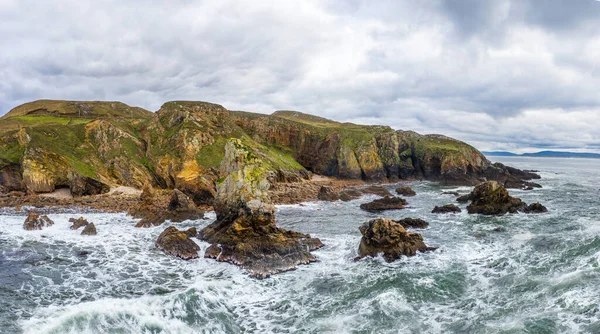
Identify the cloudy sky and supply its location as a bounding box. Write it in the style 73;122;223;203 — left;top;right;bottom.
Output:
1;0;600;153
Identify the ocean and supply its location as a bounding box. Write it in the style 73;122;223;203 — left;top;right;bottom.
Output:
1;156;599;333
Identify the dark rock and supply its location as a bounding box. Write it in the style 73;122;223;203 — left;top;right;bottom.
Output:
361;185;392;197
155;226;200;260
360;196;407;212
81;223;97;236
395;186;416;197
522;202;548;213
70;176;110;196
432;204;462;214
466;181;526;215
317;186;339;201
394;218;429;229
442;191;460;196
199;139;323;278
69;217;90;230
356;218;435;262
456;194;472;203
23;212;54;230
339;189;362;201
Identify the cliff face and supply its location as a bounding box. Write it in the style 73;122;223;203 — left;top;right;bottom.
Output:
0;99;538;201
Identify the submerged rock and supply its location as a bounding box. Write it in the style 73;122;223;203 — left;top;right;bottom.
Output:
432;204;462;214
522;202;548;213
81;223;97;236
155;226;200;260
395;186;416;197
442;191;460;197
199;139;323;278
69;217;89;230
356;218;435;262
360;196;407;212
394;218;429;229
466;181;526;215
23;212;54;230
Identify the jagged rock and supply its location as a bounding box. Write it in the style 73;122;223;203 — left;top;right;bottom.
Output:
522;202;548;213
69;217;89;230
394;218;429;229
356;218;435;262
432;204;462;214
466;181;526;215
131;189;204;228
317;186;339;201
81;223;97;235
360;196;407;212
361;185;392;197
199;139;323;278
395;186;416;197
155;226;200;260
70;176;110;196
23;212;54;230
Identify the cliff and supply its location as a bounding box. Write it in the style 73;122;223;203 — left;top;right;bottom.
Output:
0;99;538;202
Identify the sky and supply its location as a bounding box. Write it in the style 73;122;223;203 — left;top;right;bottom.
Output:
1;0;600;153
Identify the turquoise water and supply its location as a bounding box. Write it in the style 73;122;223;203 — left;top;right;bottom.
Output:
1;157;599;333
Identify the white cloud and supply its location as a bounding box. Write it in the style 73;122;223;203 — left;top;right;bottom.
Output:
1;0;600;152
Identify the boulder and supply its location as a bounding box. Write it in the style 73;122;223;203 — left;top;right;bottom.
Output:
339;188;362;201
394;218;429;229
199;139;323;278
69;217;90;230
522;202;548;213
432;204;462;214
360;196;407;212
23;212;54;230
466;181;526;215
155;226;200;260
395;186;416;197
356;218;435;262
361;185;392;197
81;223;97;236
317;185;339;201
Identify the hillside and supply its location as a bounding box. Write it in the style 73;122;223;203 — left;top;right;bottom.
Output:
0;100;539;204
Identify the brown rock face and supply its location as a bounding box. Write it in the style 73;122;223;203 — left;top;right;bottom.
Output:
23;212;54;230
69;217;90;230
432;204;462;214
360;196;407;212
357;218;434;262
395;186;416;197
81;223;97;235
199;139;323;278
155;226;200;260
317;186;339;201
466;181;526;215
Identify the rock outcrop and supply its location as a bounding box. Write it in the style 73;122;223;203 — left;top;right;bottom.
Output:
198;139;323;278
522;202;548;213
360;196;407;212
465;181;526;215
131;188;205;228
394;218;429;229
69;217;90;230
23;212;54;230
155;226;200;260
356;218;435;262
395;186;416;197
432;204;462;214
81;223;97;235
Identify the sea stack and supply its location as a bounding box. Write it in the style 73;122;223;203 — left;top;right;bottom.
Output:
199;139;323;278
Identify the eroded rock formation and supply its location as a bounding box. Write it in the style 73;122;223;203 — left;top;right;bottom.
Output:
23;212;54;230
155;226;200;260
356;218;435;262
198;139;323;278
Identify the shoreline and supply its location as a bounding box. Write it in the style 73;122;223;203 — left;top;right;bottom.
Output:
0;176;413;215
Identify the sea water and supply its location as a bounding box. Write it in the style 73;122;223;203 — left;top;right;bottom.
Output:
1;157;599;333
